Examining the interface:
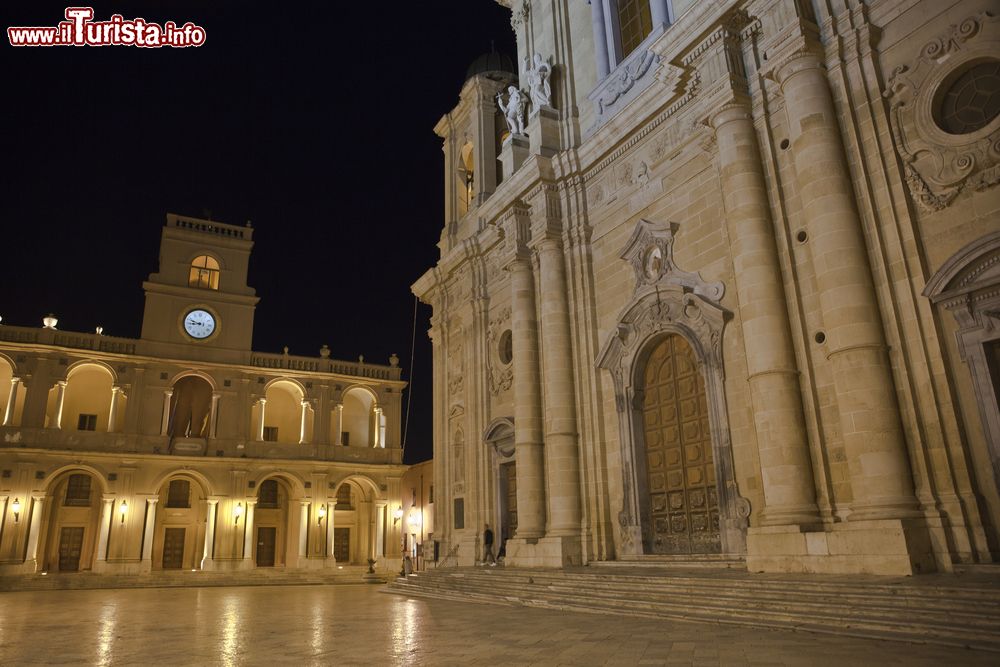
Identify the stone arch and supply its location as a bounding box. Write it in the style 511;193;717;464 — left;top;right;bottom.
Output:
483;417;516;548
148;468;216;497
0;352;19;426
341;386;378;447
331;474;385;564
925;230;1000;494
40;467;106;572
168;369;218;391
169;374;214;439
151;472;208;570
185;249;227;270
42;463;110;496
252;474;296;567
51;362;117;432
249;470;307;499
598;220;748;557
261;380;308;445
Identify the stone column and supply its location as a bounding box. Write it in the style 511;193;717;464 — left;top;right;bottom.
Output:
140;498;158;565
589;0;610;79
107;386;121;433
326;501;336;563
23;495;45;568
257;398;267;441
160;390;173;435
202;499;218;568
242;501;256;563
374;407;385;448
53;381;67;429
209;392;221;439
536;239;582;536
509;256;546;539
710;104;820;526
299;400;309;444
3;377;20;426
95;496;114;562
334;403;344;445
776;52;919;520
298;501;309;558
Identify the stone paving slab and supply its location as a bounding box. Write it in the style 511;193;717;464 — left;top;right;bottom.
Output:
0;583;995;666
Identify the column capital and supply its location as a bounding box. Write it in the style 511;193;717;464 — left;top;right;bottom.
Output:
707;100;753;131
206;497;220;506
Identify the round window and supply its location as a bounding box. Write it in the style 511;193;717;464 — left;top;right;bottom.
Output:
936;60;1000;135
498;329;513;365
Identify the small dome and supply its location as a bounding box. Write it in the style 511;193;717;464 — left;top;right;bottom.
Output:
466;50;516;81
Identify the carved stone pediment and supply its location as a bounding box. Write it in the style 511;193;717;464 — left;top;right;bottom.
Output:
885;12;1000;212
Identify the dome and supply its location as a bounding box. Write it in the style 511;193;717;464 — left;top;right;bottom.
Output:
465;50;516;81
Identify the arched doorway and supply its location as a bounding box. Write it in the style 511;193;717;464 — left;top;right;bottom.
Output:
341;387;377;447
639;335;719;554
151;476;207;570
42;470;103;572
254;477;291;567
169;375;213;438
484;418;516;556
331;476;383;564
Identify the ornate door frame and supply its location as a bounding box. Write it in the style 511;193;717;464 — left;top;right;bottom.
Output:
598;220;749;556
483;417;516;546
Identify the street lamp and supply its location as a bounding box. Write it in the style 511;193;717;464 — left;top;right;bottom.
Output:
393;507;404;524
234;502;244;525
317;504;327;525
118;499;127;523
11;498;21;523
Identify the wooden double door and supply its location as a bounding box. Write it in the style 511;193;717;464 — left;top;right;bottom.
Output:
162;528;186;569
641;334;721;554
58;527;85;571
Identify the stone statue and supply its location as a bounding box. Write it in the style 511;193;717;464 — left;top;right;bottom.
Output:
497;86;526;135
524;53;552;109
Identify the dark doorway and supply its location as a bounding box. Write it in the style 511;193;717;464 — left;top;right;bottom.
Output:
256;527;276;567
162;527;186;569
58;526;84;571
333;527;350;563
500;461;517;546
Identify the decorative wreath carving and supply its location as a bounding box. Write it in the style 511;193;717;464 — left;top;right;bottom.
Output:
885;12;1000;212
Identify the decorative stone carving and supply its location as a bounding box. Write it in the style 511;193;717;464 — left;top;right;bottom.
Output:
598;49;658;116
485;307;513;395
447;320;465;399
885;12;1000;212
497;86;527;135
524;53;552;110
924;231;1000;493
597;220;748;556
510;0;530;31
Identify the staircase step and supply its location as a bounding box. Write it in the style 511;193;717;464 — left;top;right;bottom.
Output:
385;567;1000;652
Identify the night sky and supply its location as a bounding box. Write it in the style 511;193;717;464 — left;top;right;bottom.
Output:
0;2;516;464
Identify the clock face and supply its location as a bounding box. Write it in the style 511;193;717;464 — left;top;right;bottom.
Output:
183;309;216;339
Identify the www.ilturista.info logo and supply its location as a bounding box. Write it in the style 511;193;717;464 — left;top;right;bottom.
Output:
8;7;206;48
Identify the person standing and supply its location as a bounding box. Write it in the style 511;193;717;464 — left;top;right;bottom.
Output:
483;524;496;566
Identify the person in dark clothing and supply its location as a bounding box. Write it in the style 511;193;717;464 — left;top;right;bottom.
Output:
483;524;496;565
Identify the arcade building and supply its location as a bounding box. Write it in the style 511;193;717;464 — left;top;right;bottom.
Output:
0;214;407;576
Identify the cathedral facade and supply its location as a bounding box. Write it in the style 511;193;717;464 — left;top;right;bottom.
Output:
413;0;1000;574
0;215;406;576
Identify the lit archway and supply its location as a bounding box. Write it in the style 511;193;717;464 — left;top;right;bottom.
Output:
341;387;377;447
41;469;104;572
169;375;214;438
151;475;207;570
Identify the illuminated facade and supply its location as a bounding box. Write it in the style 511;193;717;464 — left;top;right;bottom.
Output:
414;0;1000;574
0;214;407;576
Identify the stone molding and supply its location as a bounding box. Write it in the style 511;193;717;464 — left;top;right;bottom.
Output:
597;220;749;556
925;231;1000;493
885;12;1000;212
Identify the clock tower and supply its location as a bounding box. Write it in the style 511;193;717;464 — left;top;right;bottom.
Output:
140;213;259;350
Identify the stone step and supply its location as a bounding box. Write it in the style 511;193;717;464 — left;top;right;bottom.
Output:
602;554;747;570
386;569;1000;652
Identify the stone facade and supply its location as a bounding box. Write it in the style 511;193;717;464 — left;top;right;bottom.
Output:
413;0;1000;575
0;214;407;576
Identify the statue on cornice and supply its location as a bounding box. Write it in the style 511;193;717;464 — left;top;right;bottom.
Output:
524;53;552;109
497;86;526;135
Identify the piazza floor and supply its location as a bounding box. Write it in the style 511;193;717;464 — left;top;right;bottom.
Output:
0;584;993;666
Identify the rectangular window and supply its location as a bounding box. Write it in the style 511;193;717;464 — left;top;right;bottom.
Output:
77;414;97;431
429;485;434;504
341;432;350;446
336;484;352;509
617;0;653;58
454;497;465;530
258;479;279;509
64;474;92;507
263;426;278;442
166;479;191;508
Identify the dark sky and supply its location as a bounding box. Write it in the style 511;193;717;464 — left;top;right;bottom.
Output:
0;1;516;464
